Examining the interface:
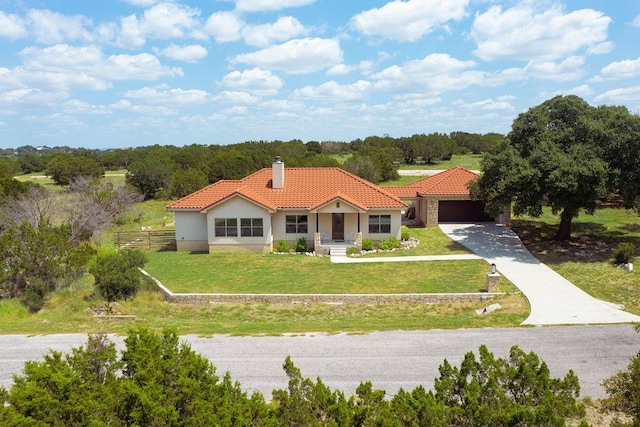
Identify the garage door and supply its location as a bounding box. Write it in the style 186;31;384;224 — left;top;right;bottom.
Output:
438;200;493;223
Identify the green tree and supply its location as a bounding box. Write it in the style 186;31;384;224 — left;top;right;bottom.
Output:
170;168;209;198
472;95;609;240
1;329;274;427
91;250;148;302
0;334;122;426
0;158;21;179
126;156;174;199
0;222;94;311
45;154;104;186
595;105;640;211
434;345;585;426
272;356;352;426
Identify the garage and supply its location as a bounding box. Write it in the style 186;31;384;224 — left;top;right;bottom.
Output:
438;200;493;223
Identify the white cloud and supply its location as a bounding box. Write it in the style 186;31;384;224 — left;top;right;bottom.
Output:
567;85;593;97
471;3;611;61
16;45;110;90
205;11;243;43
234;0;315;13
116;15;146;48
453;97;515;111
27;9;95;44
221;105;248;115
524;56;586;81
19;44;103;72
0;88;68;107
0;67;23;90
213;91;261;105
104;53;183;80
233;37;342;74
633;15;640;27
595;86;640;105
111;99;176;115
123;0;161;6
8;45;180;93
259;99;304;110
63;99;111;115
350;0;468;42
242;16;307;47
372;53;482;93
156;43;208;62
0;11;28;39
599;57;640;80
326;64;353;76
124;85;210;105
291;80;372;102
138;3;201;39
221;68;283;96
587;42;613;55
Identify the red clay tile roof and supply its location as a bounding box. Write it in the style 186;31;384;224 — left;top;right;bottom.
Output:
384;167;480;198
167;167;407;211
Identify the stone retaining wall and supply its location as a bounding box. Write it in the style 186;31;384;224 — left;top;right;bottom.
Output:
141;270;503;306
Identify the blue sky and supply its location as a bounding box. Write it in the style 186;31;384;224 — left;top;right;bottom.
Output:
0;0;639;149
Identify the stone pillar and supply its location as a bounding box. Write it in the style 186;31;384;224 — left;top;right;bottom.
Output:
356;232;362;250
314;232;321;250
426;198;439;226
486;273;500;292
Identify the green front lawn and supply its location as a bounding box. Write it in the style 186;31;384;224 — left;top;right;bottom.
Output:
145;252;506;294
143;227;515;295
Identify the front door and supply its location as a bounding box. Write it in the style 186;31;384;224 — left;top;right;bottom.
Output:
332;213;344;241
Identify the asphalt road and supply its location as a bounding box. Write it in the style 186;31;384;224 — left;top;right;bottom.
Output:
1;325;638;399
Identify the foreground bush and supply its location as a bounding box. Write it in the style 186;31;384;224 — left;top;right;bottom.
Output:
0;332;589;426
603;346;640;425
613;242;636;264
91;250;148;302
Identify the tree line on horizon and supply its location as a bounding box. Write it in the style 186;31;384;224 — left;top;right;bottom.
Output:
0;131;502;198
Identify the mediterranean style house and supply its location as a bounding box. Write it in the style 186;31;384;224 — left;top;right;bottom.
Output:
166;158;509;253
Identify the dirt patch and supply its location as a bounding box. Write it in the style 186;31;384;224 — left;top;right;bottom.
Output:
512;221;612;264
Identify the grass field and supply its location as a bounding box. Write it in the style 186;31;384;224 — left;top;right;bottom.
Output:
399;154;483;171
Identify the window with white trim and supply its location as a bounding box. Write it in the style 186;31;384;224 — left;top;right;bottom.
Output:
368;215;391;233
241;218;263;237
214;218;237;237
285;215;308;233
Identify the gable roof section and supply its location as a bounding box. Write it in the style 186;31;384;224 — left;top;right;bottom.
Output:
384;167;480;199
167;167;406;211
309;191;368;212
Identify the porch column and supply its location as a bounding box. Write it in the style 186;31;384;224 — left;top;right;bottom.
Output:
314;232;321;250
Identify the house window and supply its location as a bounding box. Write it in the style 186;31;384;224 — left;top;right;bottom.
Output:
241;218;263;237
285;215;308;233
215;218;237;237
369;215;391;233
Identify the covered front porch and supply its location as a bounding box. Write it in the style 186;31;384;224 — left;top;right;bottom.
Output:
310;198;366;255
313;229;362;256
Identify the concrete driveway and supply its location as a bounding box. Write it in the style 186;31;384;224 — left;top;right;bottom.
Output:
439;223;640;326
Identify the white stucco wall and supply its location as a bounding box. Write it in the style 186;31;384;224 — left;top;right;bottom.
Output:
362;209;402;241
204;196;272;252
173;210;208;251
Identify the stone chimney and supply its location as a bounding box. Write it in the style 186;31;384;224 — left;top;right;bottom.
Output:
272;156;284;189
